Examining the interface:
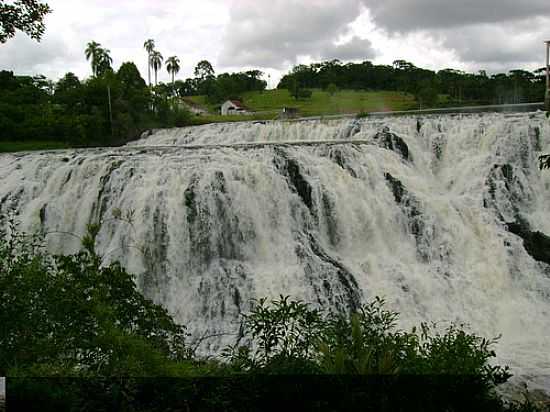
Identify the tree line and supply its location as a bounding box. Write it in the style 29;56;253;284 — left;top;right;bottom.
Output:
0;63;190;147
278;59;547;107
174;63;267;104
0;37;268;148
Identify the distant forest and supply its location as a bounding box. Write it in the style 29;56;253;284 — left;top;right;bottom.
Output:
277;59;547;106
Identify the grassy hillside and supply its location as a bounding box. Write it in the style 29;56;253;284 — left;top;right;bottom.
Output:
244;89;417;116
189;89;418;119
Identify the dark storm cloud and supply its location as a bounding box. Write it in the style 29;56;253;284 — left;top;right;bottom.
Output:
363;0;550;32
320;36;376;61
361;0;550;68
219;0;376;69
442;22;546;69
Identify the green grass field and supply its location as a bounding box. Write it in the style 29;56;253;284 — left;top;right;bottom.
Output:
0;141;70;153
189;89;418;118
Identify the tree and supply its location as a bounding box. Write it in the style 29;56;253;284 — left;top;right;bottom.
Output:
287;77;311;100
150;50;163;86
96;48;113;77
327;83;338;96
117;62;147;91
85;41;103;77
166;56;180;87
0;0;51;43
53;72;82;109
416;80;439;109
194;60;214;80
143;39;155;87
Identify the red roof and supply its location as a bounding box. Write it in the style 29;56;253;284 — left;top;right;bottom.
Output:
229;100;245;109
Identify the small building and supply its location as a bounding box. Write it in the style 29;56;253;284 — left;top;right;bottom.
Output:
279;107;300;120
221;100;251;116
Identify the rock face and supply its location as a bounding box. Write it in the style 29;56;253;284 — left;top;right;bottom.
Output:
507;220;550;266
1;112;550;391
372;126;410;161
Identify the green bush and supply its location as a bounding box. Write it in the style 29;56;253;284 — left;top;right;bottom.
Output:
0;218;189;377
224;295;517;409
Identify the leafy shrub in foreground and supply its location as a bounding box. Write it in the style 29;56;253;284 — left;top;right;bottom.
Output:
224;295;514;408
0;219;189;377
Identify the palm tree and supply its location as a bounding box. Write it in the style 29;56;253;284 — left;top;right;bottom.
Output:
150;50;163;86
166;56;180;86
97;48;113;76
143;39;155;86
85;41;102;76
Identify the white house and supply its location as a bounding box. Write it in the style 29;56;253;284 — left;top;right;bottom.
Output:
221;100;250;116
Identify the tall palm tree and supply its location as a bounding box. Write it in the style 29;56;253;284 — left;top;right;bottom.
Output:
150;50;163;86
143;39;155;86
166;56;180;86
85;41;102;76
97;48;113;76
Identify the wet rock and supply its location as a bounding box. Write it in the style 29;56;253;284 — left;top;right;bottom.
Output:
483;164;530;221
432;135;446;161
372;127;410;161
93;160;124;222
274;149;314;212
286;158;313;211
529;125;542;152
308;234;361;312
140;129;154;139
39;204;47;225
385;173;406;204
329;147;358;178
507;219;550;265
337;120;361;139
385;173;427;259
321;192;340;247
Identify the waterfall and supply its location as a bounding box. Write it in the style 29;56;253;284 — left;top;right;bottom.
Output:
1;112;550;389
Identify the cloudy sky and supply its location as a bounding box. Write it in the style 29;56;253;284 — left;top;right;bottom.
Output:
1;0;549;86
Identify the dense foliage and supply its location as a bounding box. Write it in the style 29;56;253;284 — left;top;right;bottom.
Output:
0;219;189;377
175;63;267;104
278;60;547;106
0;65;191;147
225;296;511;380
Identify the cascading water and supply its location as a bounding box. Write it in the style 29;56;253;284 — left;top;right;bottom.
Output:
1;112;550;390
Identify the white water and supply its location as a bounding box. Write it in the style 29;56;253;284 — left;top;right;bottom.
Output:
1;112;550;389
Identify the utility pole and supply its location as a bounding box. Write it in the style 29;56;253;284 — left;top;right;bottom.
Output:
545;40;550;111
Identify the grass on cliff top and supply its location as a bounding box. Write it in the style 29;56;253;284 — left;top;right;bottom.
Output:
188;89;418;118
